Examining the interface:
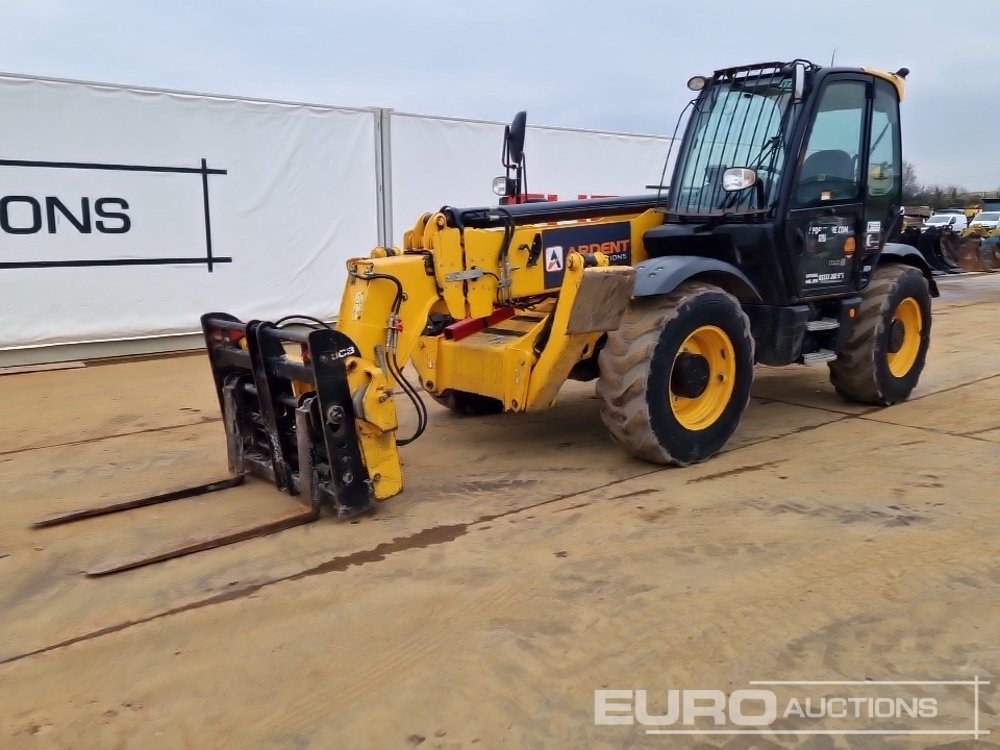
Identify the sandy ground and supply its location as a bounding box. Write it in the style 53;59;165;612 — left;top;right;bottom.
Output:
1;275;998;749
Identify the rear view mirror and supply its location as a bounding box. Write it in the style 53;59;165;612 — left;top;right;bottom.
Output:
507;111;527;164
793;63;806;101
722;167;757;192
498;110;527;204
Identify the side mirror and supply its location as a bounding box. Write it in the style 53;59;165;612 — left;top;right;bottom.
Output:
793;62;806;101
722;167;757;192
507;110;527;165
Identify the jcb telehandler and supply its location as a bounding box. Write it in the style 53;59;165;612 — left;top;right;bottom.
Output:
37;59;937;575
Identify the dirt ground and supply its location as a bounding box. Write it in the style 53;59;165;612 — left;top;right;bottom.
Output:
1;275;998;749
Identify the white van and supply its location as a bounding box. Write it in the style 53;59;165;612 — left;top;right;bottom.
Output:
921;212;968;233
969;211;1000;231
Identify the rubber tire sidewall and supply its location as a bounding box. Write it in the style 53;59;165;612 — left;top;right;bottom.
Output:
829;265;933;406
871;269;933;404
646;291;754;464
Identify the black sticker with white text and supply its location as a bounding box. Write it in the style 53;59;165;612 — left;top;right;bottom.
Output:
540;221;631;288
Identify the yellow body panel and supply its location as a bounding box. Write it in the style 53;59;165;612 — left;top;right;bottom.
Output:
404;210;667;412
457;209;665;301
524;254;635;411
327;205;670;501
336;254;439;366
333;253;441;501
347;361;401;500
862;68;906;101
413;309;545;409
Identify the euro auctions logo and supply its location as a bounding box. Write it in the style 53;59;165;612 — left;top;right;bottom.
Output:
595;678;990;739
596;688;778;727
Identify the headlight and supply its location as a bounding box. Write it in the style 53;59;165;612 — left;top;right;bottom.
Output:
492;176;512;196
687;75;708;92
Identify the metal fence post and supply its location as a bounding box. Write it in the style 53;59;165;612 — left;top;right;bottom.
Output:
373;107;394;248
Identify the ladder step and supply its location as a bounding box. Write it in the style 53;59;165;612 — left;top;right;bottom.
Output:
802;349;838;364
806;318;840;332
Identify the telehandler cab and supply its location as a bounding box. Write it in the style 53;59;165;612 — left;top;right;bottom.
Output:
36;59;937;575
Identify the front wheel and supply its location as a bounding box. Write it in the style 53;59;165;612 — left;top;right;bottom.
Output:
596;282;755;465
829;264;932;405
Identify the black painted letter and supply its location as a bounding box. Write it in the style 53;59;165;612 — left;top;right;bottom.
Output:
95;198;131;234
0;196;43;234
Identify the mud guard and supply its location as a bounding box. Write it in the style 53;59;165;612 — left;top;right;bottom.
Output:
631;256;762;301
878;243;941;297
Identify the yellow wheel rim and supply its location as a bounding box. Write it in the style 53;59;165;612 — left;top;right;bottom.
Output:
669;325;737;431
886;298;923;377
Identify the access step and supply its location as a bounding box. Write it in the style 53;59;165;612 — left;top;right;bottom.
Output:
802;349;838;364
805;318;840;332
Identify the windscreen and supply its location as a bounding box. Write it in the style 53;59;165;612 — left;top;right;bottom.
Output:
974;212;1000;222
670;69;797;215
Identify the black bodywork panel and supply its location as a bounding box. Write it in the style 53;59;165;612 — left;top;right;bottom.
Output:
643;221;789;304
632;255;761;301
447;194;665;230
744;304;810;366
878;242;941;296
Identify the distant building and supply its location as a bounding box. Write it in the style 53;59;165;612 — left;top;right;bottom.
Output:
969;191;1000;211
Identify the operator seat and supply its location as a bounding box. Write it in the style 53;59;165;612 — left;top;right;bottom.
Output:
796;149;855;204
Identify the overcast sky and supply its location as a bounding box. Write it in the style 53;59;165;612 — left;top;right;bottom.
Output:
1;0;996;189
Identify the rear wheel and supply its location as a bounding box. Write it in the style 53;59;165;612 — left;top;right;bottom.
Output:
596;282;755;465
829;264;932;405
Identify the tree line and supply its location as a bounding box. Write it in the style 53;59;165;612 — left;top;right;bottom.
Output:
901;161;994;209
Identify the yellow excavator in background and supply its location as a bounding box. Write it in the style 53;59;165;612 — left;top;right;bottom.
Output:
35;59;939;575
955;222;1000;271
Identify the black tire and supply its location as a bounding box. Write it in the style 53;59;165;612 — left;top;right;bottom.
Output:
596;281;755;465
829;264;932;406
428;389;504;416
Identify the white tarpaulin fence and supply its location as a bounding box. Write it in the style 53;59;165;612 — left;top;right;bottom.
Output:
0;74;379;359
388;113;673;245
0;73;673;365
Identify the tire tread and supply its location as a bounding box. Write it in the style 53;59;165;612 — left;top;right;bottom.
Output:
597;282;754;465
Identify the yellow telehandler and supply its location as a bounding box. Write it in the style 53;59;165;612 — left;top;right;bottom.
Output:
35;59;938;575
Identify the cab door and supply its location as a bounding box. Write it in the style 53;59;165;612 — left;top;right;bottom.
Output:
857;79;904;287
784;75;871;297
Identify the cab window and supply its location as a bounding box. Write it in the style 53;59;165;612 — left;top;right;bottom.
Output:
795;80;867;206
866;80;901;205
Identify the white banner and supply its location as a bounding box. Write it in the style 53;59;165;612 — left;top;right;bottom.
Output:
0;75;379;351
0;75;677;362
388;113;674;245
